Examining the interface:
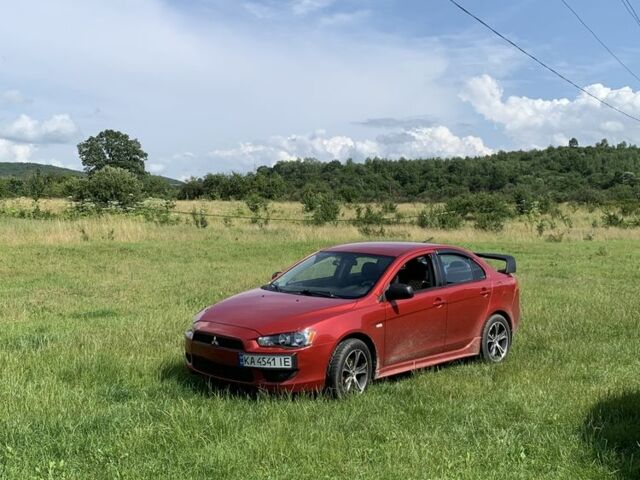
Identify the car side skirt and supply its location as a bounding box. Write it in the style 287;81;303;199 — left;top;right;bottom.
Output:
374;337;481;379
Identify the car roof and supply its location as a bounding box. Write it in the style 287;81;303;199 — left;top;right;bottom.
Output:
322;241;447;257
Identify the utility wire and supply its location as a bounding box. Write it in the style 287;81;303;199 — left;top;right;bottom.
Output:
447;0;640;124
561;0;640;84
620;0;640;28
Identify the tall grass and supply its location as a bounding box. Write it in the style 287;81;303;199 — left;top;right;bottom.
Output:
0;201;639;478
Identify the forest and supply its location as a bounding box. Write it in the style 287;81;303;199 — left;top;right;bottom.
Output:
177;141;640;206
1;140;639;209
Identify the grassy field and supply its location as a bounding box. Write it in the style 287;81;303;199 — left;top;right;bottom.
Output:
0;201;639;479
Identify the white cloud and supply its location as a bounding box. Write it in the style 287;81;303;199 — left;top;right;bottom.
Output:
0;139;34;162
206;126;491;171
0;114;78;144
460;74;640;147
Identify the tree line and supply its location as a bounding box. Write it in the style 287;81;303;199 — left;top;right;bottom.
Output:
179;140;639;206
1;132;639;210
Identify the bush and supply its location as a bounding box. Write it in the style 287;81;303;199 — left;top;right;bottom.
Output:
138;200;179;225
245;194;270;226
86;166;143;209
305;193;341;225
353;205;385;226
474;212;505;232
190;208;208;229
416;205;463;230
601;210;627;228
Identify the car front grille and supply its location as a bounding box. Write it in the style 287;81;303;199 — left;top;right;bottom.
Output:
192;331;244;350
191;355;254;382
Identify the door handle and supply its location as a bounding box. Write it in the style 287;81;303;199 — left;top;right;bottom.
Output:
480;287;490;297
433;297;446;307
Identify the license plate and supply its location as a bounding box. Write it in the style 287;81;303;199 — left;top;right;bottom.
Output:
238;353;295;369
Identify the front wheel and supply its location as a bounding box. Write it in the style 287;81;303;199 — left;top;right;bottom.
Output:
327;339;372;398
481;314;511;363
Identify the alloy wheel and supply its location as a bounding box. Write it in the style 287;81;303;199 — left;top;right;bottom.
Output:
487;321;509;361
341;348;369;393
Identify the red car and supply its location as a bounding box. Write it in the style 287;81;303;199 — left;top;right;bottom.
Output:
185;242;520;397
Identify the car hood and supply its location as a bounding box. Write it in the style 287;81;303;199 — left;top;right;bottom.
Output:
198;288;357;335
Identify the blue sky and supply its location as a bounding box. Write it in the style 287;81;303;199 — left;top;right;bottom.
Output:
2;0;640;178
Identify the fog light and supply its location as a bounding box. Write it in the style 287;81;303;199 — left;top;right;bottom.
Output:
185;329;194;340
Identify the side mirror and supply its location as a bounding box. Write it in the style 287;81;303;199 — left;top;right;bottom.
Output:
271;271;282;280
385;283;414;301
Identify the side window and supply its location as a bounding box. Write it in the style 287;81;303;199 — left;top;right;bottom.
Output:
439;253;485;285
392;255;436;292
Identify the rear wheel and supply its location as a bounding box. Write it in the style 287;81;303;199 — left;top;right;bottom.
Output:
481;314;511;362
327;339;372;398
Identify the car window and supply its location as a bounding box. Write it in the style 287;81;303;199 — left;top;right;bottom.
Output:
270;252;394;299
439;253;485;285
288;255;338;283
391;255;435;292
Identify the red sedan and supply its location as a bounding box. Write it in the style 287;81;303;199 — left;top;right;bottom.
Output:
185;242;520;397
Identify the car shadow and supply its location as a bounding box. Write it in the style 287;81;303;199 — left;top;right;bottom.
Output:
158;360;260;399
582;390;640;479
375;355;478;385
158;360;320;401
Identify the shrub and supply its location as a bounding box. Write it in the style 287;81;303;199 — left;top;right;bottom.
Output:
601;210;627;228
245;194;270;226
86;166;143;209
190;208;208;229
474;213;505;232
353;205;385;226
139;200;179;225
380;200;398;214
416;205;463;230
309;195;341;226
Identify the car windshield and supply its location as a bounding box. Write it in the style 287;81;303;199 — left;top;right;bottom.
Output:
264;251;394;299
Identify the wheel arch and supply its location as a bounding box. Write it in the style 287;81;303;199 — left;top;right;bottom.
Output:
333;332;378;373
489;309;513;330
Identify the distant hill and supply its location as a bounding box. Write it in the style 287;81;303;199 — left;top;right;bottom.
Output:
0;162;183;185
0;162;83;178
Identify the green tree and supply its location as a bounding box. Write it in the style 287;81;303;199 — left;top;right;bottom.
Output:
77;129;148;176
87;166;143;208
142;175;175;199
568;137;579;148
25;169;47;201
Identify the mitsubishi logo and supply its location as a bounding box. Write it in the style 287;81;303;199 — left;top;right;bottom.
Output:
211;336;219;346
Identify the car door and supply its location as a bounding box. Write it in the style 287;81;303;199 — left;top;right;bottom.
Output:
436;251;492;351
383;254;447;365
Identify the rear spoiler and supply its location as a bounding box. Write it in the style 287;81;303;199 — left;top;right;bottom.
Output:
475;253;516;274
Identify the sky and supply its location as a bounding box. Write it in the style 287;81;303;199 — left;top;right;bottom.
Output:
3;0;640;179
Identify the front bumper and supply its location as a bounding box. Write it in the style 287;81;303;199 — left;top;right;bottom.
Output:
184;322;333;392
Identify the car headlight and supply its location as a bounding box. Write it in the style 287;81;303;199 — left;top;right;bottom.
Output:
192;307;209;324
257;329;316;348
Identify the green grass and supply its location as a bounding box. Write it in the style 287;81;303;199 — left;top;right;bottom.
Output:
0;225;639;479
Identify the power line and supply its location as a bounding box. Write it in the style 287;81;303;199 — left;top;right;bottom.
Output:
620;0;640;28
561;0;640;84
446;0;640;124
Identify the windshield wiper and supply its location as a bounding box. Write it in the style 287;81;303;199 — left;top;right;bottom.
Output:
298;289;338;298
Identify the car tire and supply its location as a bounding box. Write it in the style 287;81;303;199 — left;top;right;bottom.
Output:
327;339;373;398
480;314;511;363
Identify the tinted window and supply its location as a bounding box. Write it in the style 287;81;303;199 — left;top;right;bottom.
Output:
392;255;436;292
439;253;485;285
269;252;394;299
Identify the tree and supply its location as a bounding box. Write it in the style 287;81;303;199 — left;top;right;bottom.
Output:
568;137;579;148
25;169;46;201
77;130;148;176
87;166;143;208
